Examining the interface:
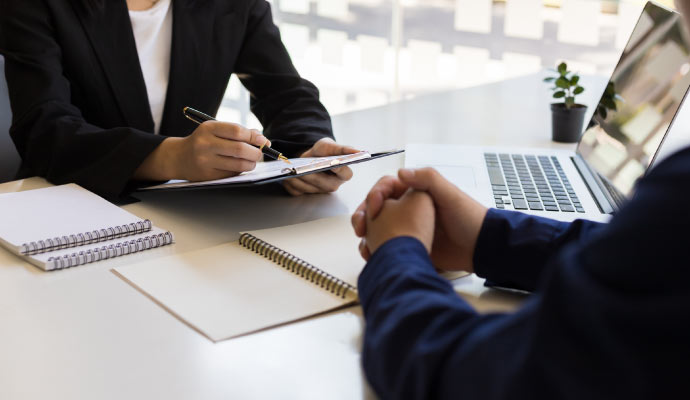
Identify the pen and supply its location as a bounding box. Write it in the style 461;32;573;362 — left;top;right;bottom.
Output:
183;107;290;164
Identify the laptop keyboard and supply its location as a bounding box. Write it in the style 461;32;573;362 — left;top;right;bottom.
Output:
484;153;585;213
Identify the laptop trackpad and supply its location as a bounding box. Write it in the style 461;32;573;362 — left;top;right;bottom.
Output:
433;165;477;189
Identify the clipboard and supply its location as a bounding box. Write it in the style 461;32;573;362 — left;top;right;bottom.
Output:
137;150;403;192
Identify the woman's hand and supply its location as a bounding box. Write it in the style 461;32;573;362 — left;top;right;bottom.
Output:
135;121;269;182
282;138;360;196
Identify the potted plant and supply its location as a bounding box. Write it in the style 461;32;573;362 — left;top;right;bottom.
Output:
589;81;621;128
544;62;587;143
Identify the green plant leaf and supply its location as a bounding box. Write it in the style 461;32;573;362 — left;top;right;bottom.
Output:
598;106;608;119
570;75;580;85
555;77;570;89
543;77;555;82
602;97;616;110
573;86;584;95
553;91;566;98
558;62;567;75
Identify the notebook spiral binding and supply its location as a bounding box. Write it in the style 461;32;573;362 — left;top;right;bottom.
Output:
20;220;153;256
239;233;358;300
46;231;174;271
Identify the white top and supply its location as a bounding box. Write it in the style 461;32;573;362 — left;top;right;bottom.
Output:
129;0;173;135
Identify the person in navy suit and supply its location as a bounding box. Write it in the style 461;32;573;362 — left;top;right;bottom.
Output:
350;146;690;399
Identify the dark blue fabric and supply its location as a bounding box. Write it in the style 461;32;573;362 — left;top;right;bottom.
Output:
475;209;604;292
358;147;690;400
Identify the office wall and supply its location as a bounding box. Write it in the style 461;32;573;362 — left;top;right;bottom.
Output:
219;0;662;129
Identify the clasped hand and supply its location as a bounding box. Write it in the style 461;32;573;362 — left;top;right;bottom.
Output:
351;168;488;273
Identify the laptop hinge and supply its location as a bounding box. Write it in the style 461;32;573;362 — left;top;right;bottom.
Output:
570;156;615;214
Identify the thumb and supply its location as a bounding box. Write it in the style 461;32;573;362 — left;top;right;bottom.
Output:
398;167;459;208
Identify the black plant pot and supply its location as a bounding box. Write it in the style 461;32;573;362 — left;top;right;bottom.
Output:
550;103;587;143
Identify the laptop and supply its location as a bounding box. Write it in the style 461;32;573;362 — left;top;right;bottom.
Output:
405;1;690;223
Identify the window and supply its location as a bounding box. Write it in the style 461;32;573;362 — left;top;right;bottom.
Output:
219;0;670;128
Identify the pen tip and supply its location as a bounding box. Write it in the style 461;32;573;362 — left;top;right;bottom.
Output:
280;155;291;164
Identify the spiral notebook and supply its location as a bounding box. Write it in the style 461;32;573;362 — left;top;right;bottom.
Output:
0;184;174;271
113;216;364;341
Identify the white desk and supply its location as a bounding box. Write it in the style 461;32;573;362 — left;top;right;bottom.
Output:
2;74;688;400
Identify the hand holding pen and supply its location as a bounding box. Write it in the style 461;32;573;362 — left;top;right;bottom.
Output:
184;107;290;164
134;107;282;183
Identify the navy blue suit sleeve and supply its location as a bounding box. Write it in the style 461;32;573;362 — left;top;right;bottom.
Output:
358;148;690;400
473;209;605;291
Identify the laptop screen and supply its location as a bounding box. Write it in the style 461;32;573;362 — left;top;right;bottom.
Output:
576;2;690;198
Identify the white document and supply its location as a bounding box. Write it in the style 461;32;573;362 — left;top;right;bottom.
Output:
141;152;371;190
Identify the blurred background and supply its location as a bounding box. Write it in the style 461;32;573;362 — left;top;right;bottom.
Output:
218;0;676;129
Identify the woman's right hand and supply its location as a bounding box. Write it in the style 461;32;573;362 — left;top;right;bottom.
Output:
135;121;270;182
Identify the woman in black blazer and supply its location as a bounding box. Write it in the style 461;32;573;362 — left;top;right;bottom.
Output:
0;0;356;200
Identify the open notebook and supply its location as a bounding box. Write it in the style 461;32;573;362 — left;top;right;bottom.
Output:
113;215;468;341
0;184;174;271
113;216;361;341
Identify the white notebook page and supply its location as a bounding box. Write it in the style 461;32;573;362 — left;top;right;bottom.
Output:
114;242;348;341
113;216;364;341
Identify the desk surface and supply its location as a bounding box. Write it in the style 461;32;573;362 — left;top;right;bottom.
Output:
2;74;688;400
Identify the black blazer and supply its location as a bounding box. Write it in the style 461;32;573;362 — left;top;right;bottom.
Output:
0;0;333;199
